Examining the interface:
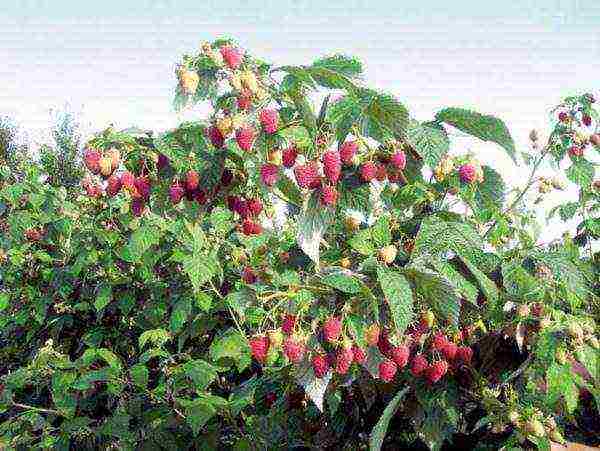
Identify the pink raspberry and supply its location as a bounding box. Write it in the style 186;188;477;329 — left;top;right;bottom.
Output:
260;163;280;187
320;185;338;206
120;171;136;191
360;162;377;182
247;198;263;217
312;354;329;378
432;333;448;352
186;170;200;191
208;125;225;148
568;145;583;157
134;176;151;200
352;345;367;364
282;314;296;335
242;218;262;236
583;114;592;127
322;150;341;184
335;346;354;375
283;337;305;363
259;109;279;134
237;91;252;110
390;150;406;170
282;145;298;168
131;198;146;217
410;354;428;377
106;175;122;197
390;345;410;368
220;45;243;69
294;163;320;189
84;149;101;174
379;359;397;382
459;164;476;183
441;341;458;360
169;181;185;204
242;266;257;284
249;335;270;363
456;346;473;364
427;360;449;383
339;141;358;165
236;126;255;152
323;317;342;343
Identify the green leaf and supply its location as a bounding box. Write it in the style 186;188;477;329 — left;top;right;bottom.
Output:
371;216;391;248
460;256;499;306
139;328;171;349
311;54;363;78
474;166;506;211
370;387;409;451
293;360;332;412
229;376;258;417
130;364;149;388
184;360;219;391
436;107;517;164
321;269;363;294
209;329;251;373
274;173;302;207
94;284;112;312
432;260;478;306
575;345;598;381
405;266;461;325
566;159;595;187
184;252;219;293
377;266;414;334
170;298;192;333
405;120;449;167
122;223;162;263
297;192;334;266
195;292;213;312
0;293;9;312
348;228;375;256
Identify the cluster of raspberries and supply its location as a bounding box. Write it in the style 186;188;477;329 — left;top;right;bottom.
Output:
225;194;263;236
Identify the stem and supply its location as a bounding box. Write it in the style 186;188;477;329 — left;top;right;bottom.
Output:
12;402;61;416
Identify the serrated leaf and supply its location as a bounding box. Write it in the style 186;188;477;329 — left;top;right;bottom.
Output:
348;228;375;256
297;193;334;266
184;360;219;392
566;159;595;187
229;376;258;417
130;364;149;388
170;298;191;333
474;166;506;211
294;360;332;412
371;216;391;248
377;266;413;334
94;284;112;312
460;256;499;306
139;329;171;349
311;54;363;78
184;253;219;293
209;329;250;373
432;260;478;306
370;387;409;451
405;120;449;167
321;270;363;294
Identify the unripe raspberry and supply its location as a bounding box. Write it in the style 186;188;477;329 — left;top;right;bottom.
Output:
390;345;410;368
410;354;428;376
420;310;435;329
260;163;280;187
582;114;592;127
459;164;476;183
169;181;184;204
241;266;257;284
268;330;284;348
323;317;342;343
567;323;584;340
379;359;397;382
568;145;583;157
242;218;262;235
339;257;351;269
364;324;381;346
283;336;305;363
99;156;113;177
441;341;458;360
294;163;320;189
378;245;397;264
352;345;367;364
282;145;298;168
208;125;225;148
456;346;473;364
590;134;600;147
220;45;243;70
282;314;296;335
335;346;354;375
106;147;121;171
131;198;146;217
360;162;377;182
106;175;122;197
84;148;101;174
240;70;259;94
375;163;387;181
178;69;199;95
235;126;255;152
344;215;361;233
247;198;263;217
322;150;341;184
186;170;200;191
312;354;329;378
120;171;135;191
259;109;279;134
390;150;406;170
320;185;338;206
524;418;546;437
249;335;270;363
339;141;358;165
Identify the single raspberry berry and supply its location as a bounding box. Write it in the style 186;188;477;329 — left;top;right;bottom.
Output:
379;359;397;382
220;169;233;186
208;125;225;148
410;354;428;377
227;195;241;212
247;198;263;217
249;335;270;363
339;141;358;165
106;175;122;197
85;182;102;198
282;314;296;335
441;341;458;360
322;150;341;184
186;170;200;191
259;109;279;134
220;45;243;69
236;126;255;152
283;337;305;363
294;163;320;189
568;145;583;157
194;189;207;205
268;330;283;348
320;185;338;206
390;345;410;368
260;163;280;187
375;163;387;181
237;91;252;110
377;331;393;358
169;182;184;204
427;360;449;383
242;266;257;284
590;134;600;147
131;198;145;217
282;145;298;168
134;176;151;200
459;164;476;183
583;114;592;127
360;162;377;182
234;199;250;218
352;345;367;364
312;354;329;378
84;149;101;174
99;156;113;177
432;333;448;352
157;153;170;171
323;317;342;343
335;346;354;375
390;151;406;170
242;218;262;236
120;171;135;191
456;346;473;364
558;111;569;123
364;324;381;346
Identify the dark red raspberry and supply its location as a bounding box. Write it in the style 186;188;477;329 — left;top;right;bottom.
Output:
227;195;241;212
312;354;329;378
390;150;406;170
377;330;393;358
427;360;448;383
259;109;279;134
242;218;262;235
558;111;569;123
236;126;255;152
282;314;296;335
390;344;410;368
265;392;277;407
157;153;170;171
249;335;270;363
220;169;233;186
234;199;250;218
335;346;354;375
282;145;298;168
410;354;428;377
352;345;367;364
134;176;151;199
456;346;473;364
242;266;257;284
247;198;263;217
323;317;342;343
320;185;338;206
459;164;476;183
283;336;305;363
208;125;225;148
131;198;145;217
260;163;280;186
294;162;320;189
583;114;592;127
379;359;397;382
360;162;377;182
106;175;122;197
220;45;243;69
194;189;207;205
322;150;341;184
169;181;185;204
339;140;358;165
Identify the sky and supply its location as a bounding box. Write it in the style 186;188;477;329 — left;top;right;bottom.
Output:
1;0;599;242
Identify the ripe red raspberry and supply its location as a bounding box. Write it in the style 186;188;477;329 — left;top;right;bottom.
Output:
282;145;298;168
377;331;393;358
364;324;381;346
390;345;410;368
379;359;397;382
220;169;233;186
249;335;270;363
339;141;358;165
322;150;341;184
360;162;377;182
427;360;448;383
432;333;448;352
236;126;255;152
558;111;569;123
390;151;406;170
335;346;354;375
242;218;262;235
247;198;263;217
352;345;367;364
312;354;329;378
323;317;342;343
441;341;458;360
320;185;338;206
120;171;135;191
220;45;243;69
456;346;473;364
157;153;170;171
283;336;305;363
568;145;583;157
583;114;592;127
375;163;387;181
237;91;252;110
282;314;296;335
85;182;102;198
459;164;476;183
134;176;151;200
169;182;184;204
186;170;199;191
294;163;320;189
106;175;122;197
242;266;257;284
84;149;101;174
260;163;280;187
410;354;428;377
259;109;279;134
131;198;146;217
208;125;225;148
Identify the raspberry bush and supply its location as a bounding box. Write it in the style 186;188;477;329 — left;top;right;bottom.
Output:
0;39;598;450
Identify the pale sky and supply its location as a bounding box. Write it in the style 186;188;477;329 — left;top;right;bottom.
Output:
1;0;599;243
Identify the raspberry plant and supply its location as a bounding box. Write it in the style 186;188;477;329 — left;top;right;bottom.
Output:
0;39;598;450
